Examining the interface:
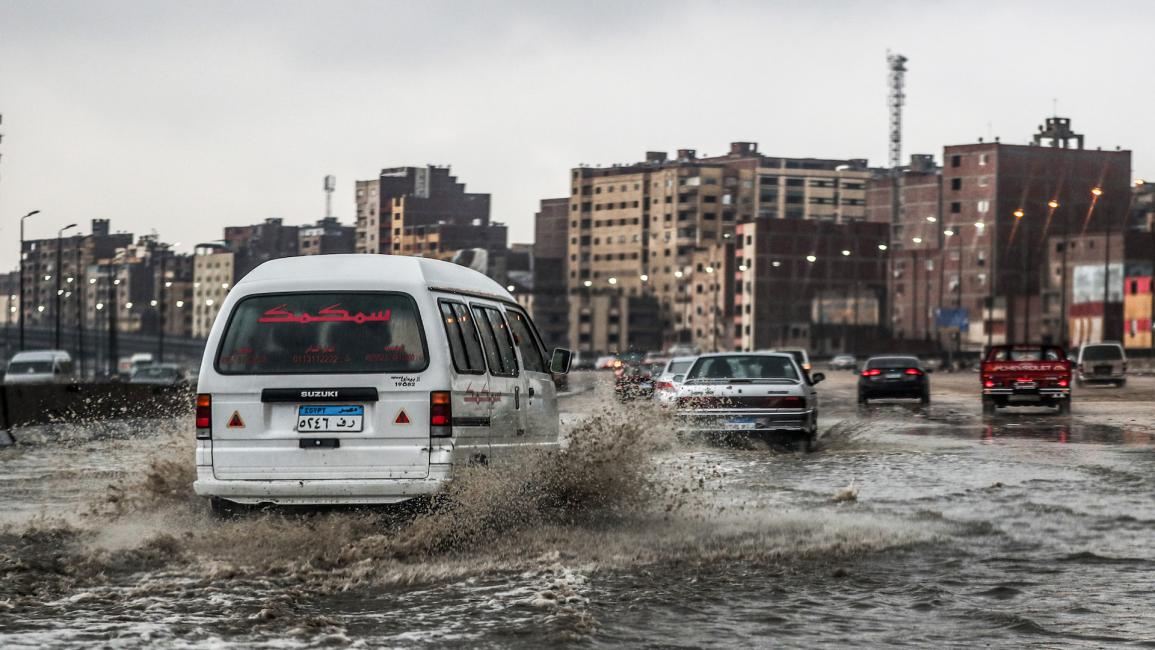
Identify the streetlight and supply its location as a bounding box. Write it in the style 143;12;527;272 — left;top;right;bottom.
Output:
841;249;851;256
878;244;888;251
1014;209;1025;219
18;209;40;350
1048;199;1060;210
54;223;77;349
607;277;618;286
805;255;817;263
582;280;593;288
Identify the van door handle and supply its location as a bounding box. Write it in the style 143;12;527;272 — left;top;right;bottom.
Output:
528;387;535;398
514;386;520;409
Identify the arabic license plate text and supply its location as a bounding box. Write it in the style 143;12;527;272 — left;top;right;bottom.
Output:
729;417;758;430
885;372;902;379
297;405;364;432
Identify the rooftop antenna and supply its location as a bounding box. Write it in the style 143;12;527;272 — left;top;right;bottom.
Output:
323;175;336;219
887;52;908;171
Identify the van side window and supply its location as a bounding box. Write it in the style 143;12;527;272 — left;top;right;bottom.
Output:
439;300;485;374
472;305;518;377
505;308;547;373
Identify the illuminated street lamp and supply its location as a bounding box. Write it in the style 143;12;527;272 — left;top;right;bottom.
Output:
607;276;618;285
805;255;817;263
912;237;923;244
1014;209;1025;219
926;216;937;223
54;223;78;348
772;260;782;267
18;210;41;350
841;249;851;256
1090;187;1103;197
583;279;593;287
1047;199;1060;209
673;270;684;279
506;285;515;292
878;244;888;251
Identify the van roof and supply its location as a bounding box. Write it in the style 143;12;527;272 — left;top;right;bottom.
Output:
238;255;514;302
9;350;70;362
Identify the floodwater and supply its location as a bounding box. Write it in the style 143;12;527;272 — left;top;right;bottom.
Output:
1;373;1154;648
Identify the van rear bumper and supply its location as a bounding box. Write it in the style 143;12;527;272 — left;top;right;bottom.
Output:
193;464;452;505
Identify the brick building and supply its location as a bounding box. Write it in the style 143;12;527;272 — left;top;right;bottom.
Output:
531;198;570;350
354;166;505;265
567;142;874;355
869;118;1132;350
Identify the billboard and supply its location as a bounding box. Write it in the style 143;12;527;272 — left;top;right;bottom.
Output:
935;307;970;332
1073;263;1123;304
810;293;879;325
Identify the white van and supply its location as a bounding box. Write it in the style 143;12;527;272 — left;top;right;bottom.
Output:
4;350;75;385
192;255;571;514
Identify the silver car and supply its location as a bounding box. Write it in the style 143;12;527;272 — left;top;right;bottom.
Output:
653;355;698;404
675;352;823;451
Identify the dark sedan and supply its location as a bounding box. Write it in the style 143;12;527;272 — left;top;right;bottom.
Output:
857;356;929;406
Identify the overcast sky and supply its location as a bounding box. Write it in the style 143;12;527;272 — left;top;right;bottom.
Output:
1;0;1150;269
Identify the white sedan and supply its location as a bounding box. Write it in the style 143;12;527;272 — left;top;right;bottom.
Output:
674;352;823;451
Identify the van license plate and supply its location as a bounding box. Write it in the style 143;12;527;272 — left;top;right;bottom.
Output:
297;405;364;432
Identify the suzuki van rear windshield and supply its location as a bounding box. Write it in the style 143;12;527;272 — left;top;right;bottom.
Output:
215;292;428;374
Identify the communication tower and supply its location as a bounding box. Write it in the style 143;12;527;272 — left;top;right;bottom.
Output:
887;53;908;170
323;175;336;218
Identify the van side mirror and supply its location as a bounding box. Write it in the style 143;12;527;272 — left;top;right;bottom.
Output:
810;372;826;385
550;348;573;374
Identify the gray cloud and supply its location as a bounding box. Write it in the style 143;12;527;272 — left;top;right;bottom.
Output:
0;0;1150;268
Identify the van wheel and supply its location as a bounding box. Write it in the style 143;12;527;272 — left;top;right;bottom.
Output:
981;398;996;416
209;497;247;519
920;390;931;407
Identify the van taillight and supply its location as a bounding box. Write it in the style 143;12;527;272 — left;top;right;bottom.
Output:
196;394;212;439
430;391;452;437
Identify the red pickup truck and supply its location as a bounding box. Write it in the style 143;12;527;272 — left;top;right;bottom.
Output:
980;345;1072;416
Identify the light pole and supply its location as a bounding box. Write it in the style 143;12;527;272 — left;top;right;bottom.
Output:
1091;187;1112;341
54;223;77;349
18;210;40;350
705;265;717;351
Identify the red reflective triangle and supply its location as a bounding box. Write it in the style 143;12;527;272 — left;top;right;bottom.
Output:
394;410;410;425
227;411;245;428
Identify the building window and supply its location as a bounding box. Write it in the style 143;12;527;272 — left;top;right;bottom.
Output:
950;202;961;213
951;178;962;191
977;200;990;213
951;155;961;167
979;153;989;166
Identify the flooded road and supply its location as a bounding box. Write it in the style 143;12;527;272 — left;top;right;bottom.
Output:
1;372;1154;648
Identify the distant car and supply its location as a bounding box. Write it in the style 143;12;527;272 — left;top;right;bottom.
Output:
858;356;929;406
4;350;75;385
773;348;812;376
1075;342;1127;387
828;354;857;371
594;355;617;370
980;344;1071;415
615;363;656;401
129;363;189;387
675;352;823;451
653;355;697;404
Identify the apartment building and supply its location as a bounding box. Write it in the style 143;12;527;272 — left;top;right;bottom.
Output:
531;198;570;349
567;142;874;355
192;245;234;339
354;166;497;256
868;117;1132;349
298;217;355;256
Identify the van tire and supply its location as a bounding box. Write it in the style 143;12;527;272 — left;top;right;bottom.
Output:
209;497;247;519
981;397;996;416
